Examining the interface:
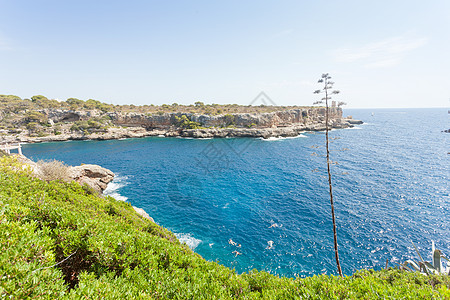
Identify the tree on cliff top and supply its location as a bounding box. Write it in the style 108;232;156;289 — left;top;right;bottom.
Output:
314;73;343;277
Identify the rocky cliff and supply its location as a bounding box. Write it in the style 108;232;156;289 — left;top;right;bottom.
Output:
0;106;361;143
107;107;343;129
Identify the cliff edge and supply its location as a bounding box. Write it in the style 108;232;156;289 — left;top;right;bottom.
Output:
0;94;363;143
13;153;154;222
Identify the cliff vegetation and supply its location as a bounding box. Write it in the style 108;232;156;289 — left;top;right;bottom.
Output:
0;155;449;299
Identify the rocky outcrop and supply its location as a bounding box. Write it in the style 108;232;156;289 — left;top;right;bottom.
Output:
107;107;344;129
133;206;155;222
13;154;114;193
11;153;156;222
37;107;345;130
178;117;350;139
69;164;115;193
344;118;364;125
42;109;103;123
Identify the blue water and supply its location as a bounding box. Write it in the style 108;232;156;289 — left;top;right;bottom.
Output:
22;108;449;277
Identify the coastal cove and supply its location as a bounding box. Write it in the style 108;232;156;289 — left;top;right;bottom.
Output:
21;108;449;277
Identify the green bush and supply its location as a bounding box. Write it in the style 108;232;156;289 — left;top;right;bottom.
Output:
25;111;48;124
70;124;80;132
224;114;236;126
26;122;39;132
174;115;202;129
70;118;109;133
0;155;449;299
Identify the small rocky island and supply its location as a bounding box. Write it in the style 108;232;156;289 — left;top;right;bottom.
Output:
0;94;362;143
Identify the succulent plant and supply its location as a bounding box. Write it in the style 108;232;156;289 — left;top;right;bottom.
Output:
400;241;450;275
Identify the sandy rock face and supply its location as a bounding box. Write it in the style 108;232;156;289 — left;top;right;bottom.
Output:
69;164;115;193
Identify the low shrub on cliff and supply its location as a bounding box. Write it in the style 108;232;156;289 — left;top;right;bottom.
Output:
174;115;203;129
69;118;110;134
0;155;449;299
37;159;71;182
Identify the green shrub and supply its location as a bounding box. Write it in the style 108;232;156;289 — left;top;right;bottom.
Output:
224;114;236;126
70;124;80;132
174;115;202;129
0;155;449;299
26;122;39;132
25;111;48;124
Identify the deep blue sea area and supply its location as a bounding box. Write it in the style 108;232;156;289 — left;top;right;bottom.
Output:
22;108;449;277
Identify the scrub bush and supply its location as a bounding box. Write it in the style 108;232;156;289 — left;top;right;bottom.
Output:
36;159;71;182
0;155;449;298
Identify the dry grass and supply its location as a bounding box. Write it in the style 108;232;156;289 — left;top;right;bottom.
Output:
37;159;71;182
0;149;9;157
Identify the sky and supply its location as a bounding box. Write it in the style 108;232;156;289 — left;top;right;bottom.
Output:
1;0;449;108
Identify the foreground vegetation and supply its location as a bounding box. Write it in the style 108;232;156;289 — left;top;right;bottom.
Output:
1;155;449;299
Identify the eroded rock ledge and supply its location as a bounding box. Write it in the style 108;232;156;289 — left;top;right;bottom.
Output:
70;164;115;193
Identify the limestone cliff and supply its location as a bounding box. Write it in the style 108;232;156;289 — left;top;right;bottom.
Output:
0;106;361;143
106;107;343;129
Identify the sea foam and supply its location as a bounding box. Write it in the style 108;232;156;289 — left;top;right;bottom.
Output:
104;174;129;201
175;233;202;250
260;134;307;141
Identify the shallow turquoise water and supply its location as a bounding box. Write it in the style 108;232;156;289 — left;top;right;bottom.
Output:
22;108;450;277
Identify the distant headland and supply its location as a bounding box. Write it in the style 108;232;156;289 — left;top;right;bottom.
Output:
0;94;362;143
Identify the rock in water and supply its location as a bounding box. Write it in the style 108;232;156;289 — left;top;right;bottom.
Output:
69;164;115;193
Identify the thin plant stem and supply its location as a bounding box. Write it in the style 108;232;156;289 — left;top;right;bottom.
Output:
324;77;343;277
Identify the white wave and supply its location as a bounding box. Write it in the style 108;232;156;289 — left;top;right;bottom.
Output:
104;174;129;201
260;134;308;141
175;233;202;250
343;126;362;130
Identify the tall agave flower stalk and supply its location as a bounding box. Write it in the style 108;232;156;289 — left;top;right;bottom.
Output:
313;73;343;277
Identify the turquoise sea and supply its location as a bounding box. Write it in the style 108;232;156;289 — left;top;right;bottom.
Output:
22;108;449;277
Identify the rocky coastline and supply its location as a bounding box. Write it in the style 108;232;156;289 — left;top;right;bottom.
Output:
13;154;154;222
0;107;363;143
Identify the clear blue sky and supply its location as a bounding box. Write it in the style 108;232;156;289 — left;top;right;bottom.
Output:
1;0;449;108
